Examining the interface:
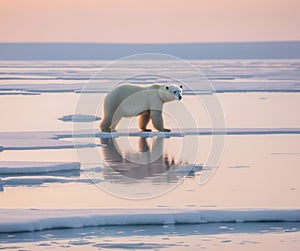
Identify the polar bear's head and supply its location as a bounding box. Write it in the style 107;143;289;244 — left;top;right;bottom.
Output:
159;84;183;102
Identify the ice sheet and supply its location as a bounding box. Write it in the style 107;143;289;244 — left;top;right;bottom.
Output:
0;208;299;233
1;128;300;152
75;128;300;139
0;60;300;93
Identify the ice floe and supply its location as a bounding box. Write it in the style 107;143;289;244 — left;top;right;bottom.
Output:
1;176;98;187
0;131;98;151
0;161;80;174
1;128;300;152
0;208;299;233
80;128;300;139
59;114;101;123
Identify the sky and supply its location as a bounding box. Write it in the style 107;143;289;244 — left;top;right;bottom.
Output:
0;0;299;43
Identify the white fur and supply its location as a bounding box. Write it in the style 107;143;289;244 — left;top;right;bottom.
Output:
100;83;182;132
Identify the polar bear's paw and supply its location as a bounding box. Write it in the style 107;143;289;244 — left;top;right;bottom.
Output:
101;128;117;133
159;128;171;132
141;129;152;132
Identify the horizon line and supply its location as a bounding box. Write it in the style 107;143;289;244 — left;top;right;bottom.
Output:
0;41;300;45
1;41;300;60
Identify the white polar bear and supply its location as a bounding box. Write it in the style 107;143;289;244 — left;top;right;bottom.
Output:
100;83;183;132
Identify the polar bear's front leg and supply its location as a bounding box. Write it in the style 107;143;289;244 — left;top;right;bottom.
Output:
100;116;113;132
150;110;170;132
110;112;122;132
100;111;121;132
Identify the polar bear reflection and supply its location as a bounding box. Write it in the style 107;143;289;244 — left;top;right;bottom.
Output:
100;137;188;181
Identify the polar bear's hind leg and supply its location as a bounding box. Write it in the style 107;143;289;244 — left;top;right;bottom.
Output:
138;110;152;132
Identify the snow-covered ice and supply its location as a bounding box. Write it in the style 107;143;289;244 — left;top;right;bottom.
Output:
0;208;299;233
1;176;99;187
0;131;98;151
0;60;299;250
1;128;300;152
73;128;300;140
58;114;101;122
0;60;300;94
0;161;80;174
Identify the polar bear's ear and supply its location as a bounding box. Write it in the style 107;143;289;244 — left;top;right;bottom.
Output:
180;85;183;89
165;85;169;90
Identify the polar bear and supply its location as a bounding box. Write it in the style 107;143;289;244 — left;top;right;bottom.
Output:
100;83;183;132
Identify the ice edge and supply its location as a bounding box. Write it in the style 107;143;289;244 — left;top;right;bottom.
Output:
0;208;299;233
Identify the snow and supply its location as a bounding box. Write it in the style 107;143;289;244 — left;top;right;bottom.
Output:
0;208;299;233
0;161;80;174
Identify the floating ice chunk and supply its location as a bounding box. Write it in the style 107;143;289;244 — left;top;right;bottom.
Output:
1;176;100;187
2;176;79;186
0;131;98;151
59;114;101;123
0;90;40;95
0;161;80;174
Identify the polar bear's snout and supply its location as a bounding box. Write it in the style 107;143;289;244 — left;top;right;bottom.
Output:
175;92;182;101
171;89;182;101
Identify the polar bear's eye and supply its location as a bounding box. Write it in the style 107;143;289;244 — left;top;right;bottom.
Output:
173;91;176;94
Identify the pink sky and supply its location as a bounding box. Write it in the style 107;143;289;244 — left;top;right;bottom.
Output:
0;0;299;43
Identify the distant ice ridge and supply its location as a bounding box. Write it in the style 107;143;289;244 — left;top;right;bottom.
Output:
59;114;101;122
0;208;299;233
0;60;300;94
0;90;40;95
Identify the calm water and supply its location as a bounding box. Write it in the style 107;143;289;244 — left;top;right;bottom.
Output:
0;60;299;250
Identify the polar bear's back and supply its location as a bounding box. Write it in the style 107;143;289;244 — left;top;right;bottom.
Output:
103;84;162;117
